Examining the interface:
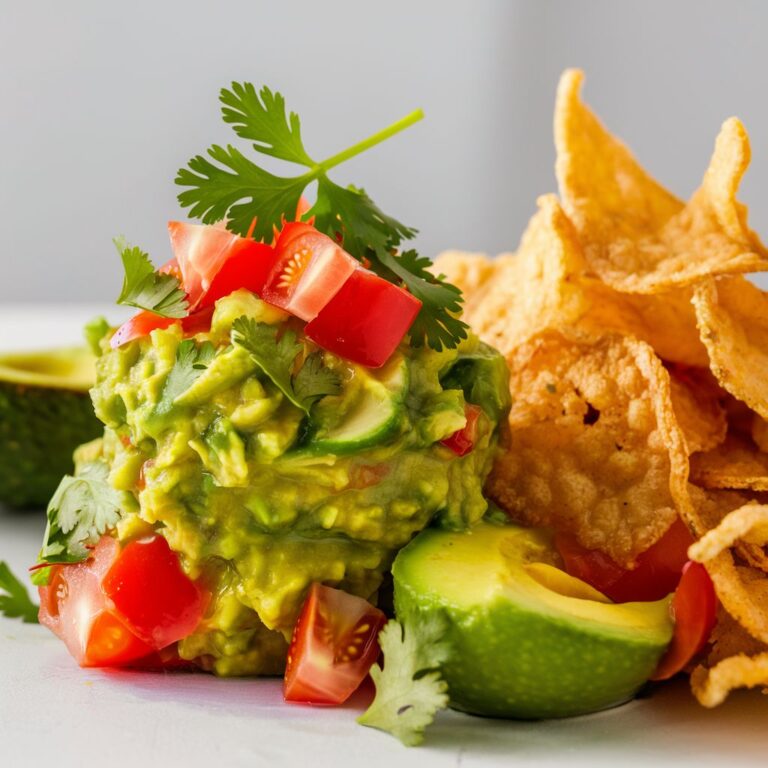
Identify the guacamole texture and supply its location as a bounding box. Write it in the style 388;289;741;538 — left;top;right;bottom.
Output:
85;291;509;675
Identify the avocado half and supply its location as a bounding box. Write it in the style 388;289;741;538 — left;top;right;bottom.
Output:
0;347;102;508
393;522;673;719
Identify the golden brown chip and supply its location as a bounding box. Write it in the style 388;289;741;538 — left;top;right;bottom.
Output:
693;276;768;421
487;330;688;565
752;414;768;453
430;250;501;316
691;610;768;707
690;435;768;492
462;195;708;366
555;70;768;293
666;365;727;454
685;496;768;645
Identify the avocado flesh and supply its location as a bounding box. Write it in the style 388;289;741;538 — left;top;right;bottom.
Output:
393;521;674;719
0;348;101;508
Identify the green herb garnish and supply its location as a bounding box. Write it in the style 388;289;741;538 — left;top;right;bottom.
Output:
358;616;450;746
176;83;468;351
115;236;188;318
0;562;39;624
38;461;124;567
232;316;341;413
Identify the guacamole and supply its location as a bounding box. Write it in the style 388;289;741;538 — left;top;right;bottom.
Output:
86;290;509;675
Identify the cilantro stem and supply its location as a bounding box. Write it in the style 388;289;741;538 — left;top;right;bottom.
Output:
318;109;424;172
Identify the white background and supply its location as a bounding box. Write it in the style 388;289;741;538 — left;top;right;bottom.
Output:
3;0;768;303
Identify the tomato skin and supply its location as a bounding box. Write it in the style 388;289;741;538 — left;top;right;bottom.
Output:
101;535;209;649
264;223;358;321
305;269;422;368
284;583;387;705
440;404;482;456
38;535;208;668
651;561;718;681
555;518;694;603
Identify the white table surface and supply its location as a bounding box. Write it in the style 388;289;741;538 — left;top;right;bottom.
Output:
1;305;767;768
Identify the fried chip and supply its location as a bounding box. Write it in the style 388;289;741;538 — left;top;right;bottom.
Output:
430;250;502;316
684;494;768;645
690;435;768;492
691;611;768;707
555;70;768;293
693;276;768;421
689;502;768;561
461;196;708;366
487;331;688;565
667;365;727;454
751;414;768;453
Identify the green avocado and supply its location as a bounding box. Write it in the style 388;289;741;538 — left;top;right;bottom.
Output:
392;521;674;719
0;348;102;508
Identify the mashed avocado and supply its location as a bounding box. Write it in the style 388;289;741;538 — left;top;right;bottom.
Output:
87;290;509;675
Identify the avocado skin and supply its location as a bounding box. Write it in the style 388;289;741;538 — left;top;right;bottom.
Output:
0;380;101;508
392;524;672;720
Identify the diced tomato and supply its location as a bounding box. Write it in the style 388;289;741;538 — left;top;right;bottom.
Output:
38;535;208;668
284;583;387;705
555;518;694;603
440;403;482;456
651;561;718;681
110;305;215;349
110;310;176;348
264;223;358;321
305;269;422;368
198;241;277;308
101;535;209;649
38;538;152;667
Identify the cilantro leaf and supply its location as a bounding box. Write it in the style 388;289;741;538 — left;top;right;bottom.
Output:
293;351;342;409
358;616;450;747
39;461;124;566
115;237;188;318
162;339;215;406
220;83;314;166
176;145;309;243
0;562;39;624
232;317;339;414
176;84;468;351
379;249;468;351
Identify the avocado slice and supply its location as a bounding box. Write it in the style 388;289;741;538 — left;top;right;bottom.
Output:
393;521;673;719
0;348;102;508
302;355;408;455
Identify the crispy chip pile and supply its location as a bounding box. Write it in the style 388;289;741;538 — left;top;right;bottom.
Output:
444;68;768;708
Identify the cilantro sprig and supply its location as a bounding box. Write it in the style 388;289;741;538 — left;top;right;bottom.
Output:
38;461;124;567
115;237;188;318
176;83;468;351
358;616;450;746
0;562;39;624
232;316;341;413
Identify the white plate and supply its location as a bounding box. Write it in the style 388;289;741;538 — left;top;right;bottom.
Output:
1;307;766;768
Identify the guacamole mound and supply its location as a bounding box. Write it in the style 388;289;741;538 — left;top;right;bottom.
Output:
86;290;509;675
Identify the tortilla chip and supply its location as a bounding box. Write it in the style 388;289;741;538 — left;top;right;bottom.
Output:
690;435;768;492
430;250;502;316
693;276;768;421
752;414;768;453
691;611;768;707
555;70;768;293
462;196;708;367
667;365;727;454
685;496;768;645
487;331;688;565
